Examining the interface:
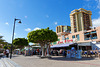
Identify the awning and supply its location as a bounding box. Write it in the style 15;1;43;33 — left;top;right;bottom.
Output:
78;42;91;46
50;43;74;48
32;46;41;48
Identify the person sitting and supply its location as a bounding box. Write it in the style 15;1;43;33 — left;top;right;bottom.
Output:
98;50;100;59
84;51;87;57
90;50;93;57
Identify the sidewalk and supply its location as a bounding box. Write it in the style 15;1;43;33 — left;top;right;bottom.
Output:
1;55;100;67
11;55;100;67
0;56;21;67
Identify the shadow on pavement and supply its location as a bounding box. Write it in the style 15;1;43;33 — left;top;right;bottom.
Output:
48;56;96;61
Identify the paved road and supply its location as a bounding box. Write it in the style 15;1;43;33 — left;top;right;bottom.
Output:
11;55;100;67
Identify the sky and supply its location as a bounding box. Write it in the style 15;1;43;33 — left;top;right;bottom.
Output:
0;0;100;44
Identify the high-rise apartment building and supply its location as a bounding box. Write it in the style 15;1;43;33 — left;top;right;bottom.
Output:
56;25;71;33
70;8;92;33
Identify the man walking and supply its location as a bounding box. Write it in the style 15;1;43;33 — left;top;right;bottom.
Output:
6;49;9;58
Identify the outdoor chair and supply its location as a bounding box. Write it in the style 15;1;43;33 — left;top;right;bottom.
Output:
84;51;88;57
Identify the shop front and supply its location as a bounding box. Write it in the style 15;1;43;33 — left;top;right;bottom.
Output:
92;41;100;50
78;42;92;51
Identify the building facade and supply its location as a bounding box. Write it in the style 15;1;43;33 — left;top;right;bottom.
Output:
70;8;92;33
52;8;100;50
54;26;100;50
56;25;71;33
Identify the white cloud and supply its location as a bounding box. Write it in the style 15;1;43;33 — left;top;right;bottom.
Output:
83;0;100;9
46;15;49;18
0;33;2;35
25;16;27;18
92;17;100;27
25;28;31;32
33;27;41;31
54;22;58;25
5;22;9;25
95;0;100;9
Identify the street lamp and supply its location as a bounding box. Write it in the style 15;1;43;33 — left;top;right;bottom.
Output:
10;18;21;59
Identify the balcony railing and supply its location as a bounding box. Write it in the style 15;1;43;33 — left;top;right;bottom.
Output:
91;36;97;39
91;31;96;34
84;33;90;35
84;38;90;40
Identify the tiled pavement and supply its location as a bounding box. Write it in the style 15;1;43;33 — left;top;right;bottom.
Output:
11;55;100;67
0;56;21;67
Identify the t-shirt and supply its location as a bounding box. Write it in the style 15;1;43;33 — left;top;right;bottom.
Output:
6;49;9;53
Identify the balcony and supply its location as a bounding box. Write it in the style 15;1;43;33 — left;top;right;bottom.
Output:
91;31;96;34
84;38;90;40
84;32;90;35
91;36;97;39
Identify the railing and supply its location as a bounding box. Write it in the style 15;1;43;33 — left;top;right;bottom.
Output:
91;36;97;39
91;31;96;34
84;33;90;35
84;38;90;40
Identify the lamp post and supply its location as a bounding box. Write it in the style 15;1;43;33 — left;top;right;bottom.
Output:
10;18;21;59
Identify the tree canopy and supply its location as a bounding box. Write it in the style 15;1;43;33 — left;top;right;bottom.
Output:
27;27;58;46
3;45;8;49
13;38;29;49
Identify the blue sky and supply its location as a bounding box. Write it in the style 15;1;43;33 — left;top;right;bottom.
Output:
0;0;100;43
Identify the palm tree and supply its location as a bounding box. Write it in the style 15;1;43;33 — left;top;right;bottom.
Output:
0;36;8;47
0;36;5;44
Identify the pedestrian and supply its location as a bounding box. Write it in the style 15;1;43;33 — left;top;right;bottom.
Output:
63;49;66;57
3;50;6;56
34;49;36;55
37;49;39;55
98;51;100;59
55;50;58;56
51;49;53;56
25;50;27;56
6;49;9;58
29;49;31;56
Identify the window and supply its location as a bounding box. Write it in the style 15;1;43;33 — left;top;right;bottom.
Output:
91;33;97;39
76;34;80;41
72;35;75;38
84;32;90;40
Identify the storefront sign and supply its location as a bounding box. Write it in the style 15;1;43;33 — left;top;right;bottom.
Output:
57;39;73;44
